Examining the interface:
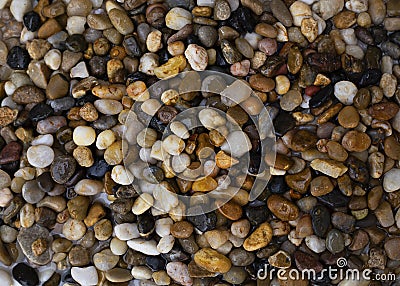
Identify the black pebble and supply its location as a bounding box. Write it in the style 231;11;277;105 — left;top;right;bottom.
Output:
267;176;288;194
137;212;155;236
309;83;333;108
29;103;53;122
65;34;88;52
37;172;54;192
358;69;382;88
146;256;166;271
7;46;30;70
273;111;296;137
310;205;330;237
187;206;217;232
245;201;269;225
23;11;41;32
87;159;110;179
12;263;39;286
317;189;349;208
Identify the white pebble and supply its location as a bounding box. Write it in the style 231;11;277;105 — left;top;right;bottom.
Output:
162;135;185;155
197;0;215;6
141;99;161;116
132;193;154;215
0;188;13;207
157;235;175;253
139;148;157;164
10;0;31;22
44;49;61;70
334;81;358;105
96;130;116;150
20;27;35;44
340;28;357;45
345;0;368;13
155;218;173;237
345;45;364;59
111;165;134;185
383;168;400;193
31;134;54;146
289;1;312;26
165;7;192;30
74;179;104;196
114;223;140;241
185;44;208;71
131;266;153;280
27;145;54;168
110;237;128;255
221;130;251;158
71;266;99;286
66;16;86;35
73;126;96;146
139;53;159;75
70;61;89;78
170;121;190;139
221;80;252;106
127;239;160;256
0;270;12;285
171;153;191;173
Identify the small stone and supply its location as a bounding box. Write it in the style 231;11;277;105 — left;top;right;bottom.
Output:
267;194;299;221
74;179;104;196
301;17;318;42
166;7;192;30
22;181;45;204
17;224;52;265
73;126;96;146
0;270;12;286
12;263;39;286
258;38;277;56
194;248;232;273
280;90;302;111
27;145;54;168
93;249;119;271
271;0;293;26
231;219;250;238
289;1;312;26
184;44;208;71
23;11;41;32
334;81;357;105
342;130;371;152
127;239;160;256
384;238;400;260
105;268;133;283
310;159;348;178
166;262;193;286
243;222;273;251
71;266;98;286
326;229;345;254
383;169;400;193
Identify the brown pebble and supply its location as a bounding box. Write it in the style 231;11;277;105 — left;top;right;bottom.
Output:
368;102;399;120
267;194;299;221
12;86;45;104
216;200;243;221
341;130;371;152
243;222;273;251
171;221;194;239
337;106;359;128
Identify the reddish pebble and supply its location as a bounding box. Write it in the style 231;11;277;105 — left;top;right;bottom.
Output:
0;141;22;164
305;85;321;97
258;38;277;56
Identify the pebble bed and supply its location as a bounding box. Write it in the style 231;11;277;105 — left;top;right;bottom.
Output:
0;0;399;285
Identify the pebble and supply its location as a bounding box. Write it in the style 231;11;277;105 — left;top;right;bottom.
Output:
166;262;193;286
194;248;231;273
127;239;160;256
115;223;140;240
271;0;293;26
75;179;103;196
62;219;86;241
27;145;54;168
185;44;208;71
0;270;12;286
71;266;98;286
289;1;312;26
334;81;358;105
342;130;371;152
93;249;119;271
310;159;348;178
383;168;400;192
105;268;133;283
17;224;52;265
243;222;272;251
12;263;39;286
166;7;192;30
22;181;45;204
384;238;400;260
326;229;345;254
280;90;302;111
73;126;96;146
50;155;76;184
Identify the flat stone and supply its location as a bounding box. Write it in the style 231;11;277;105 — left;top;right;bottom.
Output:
17;224;52;265
243;222;273;251
194;248;232;273
310;159;348;178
